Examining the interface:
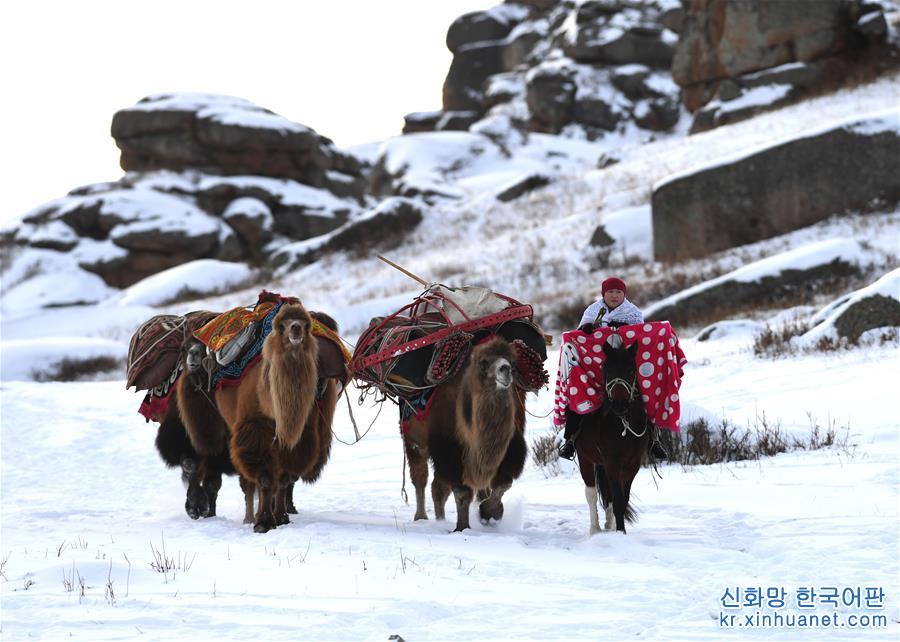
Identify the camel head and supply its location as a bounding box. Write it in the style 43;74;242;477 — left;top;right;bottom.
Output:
182;338;207;375
273;303;314;349
471;337;516;392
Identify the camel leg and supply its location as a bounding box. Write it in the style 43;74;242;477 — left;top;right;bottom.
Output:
404;436;429;520
451;485;474;532
275;475;291;525
181;456;209;520
239;476;256;524
285;478;298;514
202;469;223;518
431;478;451;521
254;474;277;533
478;483;510;523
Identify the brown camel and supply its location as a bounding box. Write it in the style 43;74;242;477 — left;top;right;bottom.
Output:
403;337;527;532
216;302;328;532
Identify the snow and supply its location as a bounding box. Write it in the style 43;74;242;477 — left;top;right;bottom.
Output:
654;106;900;192
125;92;315;135
645;239;868;318
713;84;794;113
113;259;255;308
0;248;119;319
0;335;896;639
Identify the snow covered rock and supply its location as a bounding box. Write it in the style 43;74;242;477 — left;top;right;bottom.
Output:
405;1;685;141
801;268;900;344
270;197;424;270
111;93;367;200
645;239;868;328
652;110;900;261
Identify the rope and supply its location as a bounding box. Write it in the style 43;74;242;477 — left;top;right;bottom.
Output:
400;449;409;505
333;387;381;446
129;317;187;371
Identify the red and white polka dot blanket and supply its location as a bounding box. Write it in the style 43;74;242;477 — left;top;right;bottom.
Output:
552;321;687;432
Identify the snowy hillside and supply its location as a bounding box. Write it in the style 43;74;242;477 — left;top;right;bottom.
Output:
2;73;900;641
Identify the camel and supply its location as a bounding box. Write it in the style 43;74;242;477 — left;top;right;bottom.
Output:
215;302;334;532
403;337;527;532
174;337;236;519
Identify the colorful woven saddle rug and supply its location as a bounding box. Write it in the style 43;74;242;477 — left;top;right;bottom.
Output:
194;290;352;391
552;321;687;432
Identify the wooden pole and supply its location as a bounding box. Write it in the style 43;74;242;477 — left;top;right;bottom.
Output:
377;255;430;287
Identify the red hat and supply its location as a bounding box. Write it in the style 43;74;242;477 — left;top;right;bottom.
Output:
602;277;626;295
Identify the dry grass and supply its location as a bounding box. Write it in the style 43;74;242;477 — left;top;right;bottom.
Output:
32;356;121;382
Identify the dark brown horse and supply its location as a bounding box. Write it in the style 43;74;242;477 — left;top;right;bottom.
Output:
575;334;649;534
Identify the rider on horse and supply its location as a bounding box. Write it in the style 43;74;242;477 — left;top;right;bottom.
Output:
557;276;668;461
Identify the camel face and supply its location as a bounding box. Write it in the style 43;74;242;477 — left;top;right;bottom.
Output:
184;340;206;374
474;341;516;391
273;304;312;349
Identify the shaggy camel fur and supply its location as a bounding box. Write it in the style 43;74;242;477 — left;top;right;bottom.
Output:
174;337;236;518
154;384;234;520
404;337;527;532
216;303;322;532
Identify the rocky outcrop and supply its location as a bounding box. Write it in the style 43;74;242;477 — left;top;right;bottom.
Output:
3;94;373;288
652;111;900;261
112;93;367;201
406;1;685;142
672;0;897;130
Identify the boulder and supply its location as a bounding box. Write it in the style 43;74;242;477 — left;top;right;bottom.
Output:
447;11;515;53
443;41;507;111
834;294;900;340
652;112;900;261
403;111;444;134
222;197;274;262
525;63;576;132
111;93;365;200
672;0;882;112
496;174;550;202
633;96;681;131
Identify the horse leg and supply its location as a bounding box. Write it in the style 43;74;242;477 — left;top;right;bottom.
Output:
592;463;615;531
254;473;277;533
431;477;451;521
202;467;223;518
181;456;208;520
239;476;256;524
609;464;628;533
584;485;601;535
404;435;429;520
451;485;474;532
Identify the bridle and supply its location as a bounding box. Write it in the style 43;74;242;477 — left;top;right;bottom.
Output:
603;374;646;438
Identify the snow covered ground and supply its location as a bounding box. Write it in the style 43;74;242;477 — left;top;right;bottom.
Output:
0;331;897;640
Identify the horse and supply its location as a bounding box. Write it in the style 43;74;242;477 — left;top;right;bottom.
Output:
575;334;649;534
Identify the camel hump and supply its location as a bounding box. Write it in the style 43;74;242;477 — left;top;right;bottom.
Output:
309;310;338;332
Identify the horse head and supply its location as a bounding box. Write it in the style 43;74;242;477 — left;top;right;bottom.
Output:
601;334;638;416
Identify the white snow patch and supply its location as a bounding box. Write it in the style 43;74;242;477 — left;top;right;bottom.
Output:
113;259;254;307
